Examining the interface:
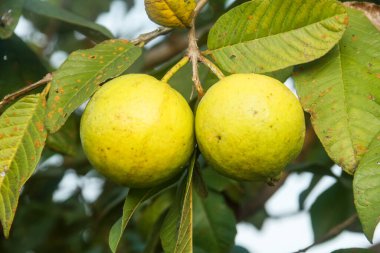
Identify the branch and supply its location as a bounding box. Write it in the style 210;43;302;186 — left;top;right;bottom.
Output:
130;26;173;46
187;0;208;98
0;73;53;111
293;214;358;253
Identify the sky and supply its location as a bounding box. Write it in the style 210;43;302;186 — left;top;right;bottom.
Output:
14;1;380;252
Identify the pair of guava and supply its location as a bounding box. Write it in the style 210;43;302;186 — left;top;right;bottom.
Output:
80;73;305;188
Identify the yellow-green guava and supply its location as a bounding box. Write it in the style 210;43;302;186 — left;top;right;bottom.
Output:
195;74;305;182
80;74;194;188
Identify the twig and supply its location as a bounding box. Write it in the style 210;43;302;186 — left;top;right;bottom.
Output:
161;56;190;83
293;214;358;253
199;54;225;80
0;73;53;111
131;27;173;46
187;0;208;98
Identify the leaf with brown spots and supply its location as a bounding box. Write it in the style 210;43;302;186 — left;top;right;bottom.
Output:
208;0;348;74
295;8;380;174
0;93;47;237
46;39;142;133
294;8;380;241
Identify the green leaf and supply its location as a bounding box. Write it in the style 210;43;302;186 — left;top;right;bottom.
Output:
0;0;24;39
46;115;79;156
294;8;380;174
0;35;48;100
23;0;113;42
193;191;237;253
354;134;380;242
310;182;355;241
231;245;250;253
109;188;158;253
202;167;239;192
0;93;47;237
137;189;175;239
160;153;196;253
331;249;375;253
46;39;142;133
208;0;348;74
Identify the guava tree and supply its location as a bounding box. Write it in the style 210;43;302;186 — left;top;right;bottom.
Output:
0;0;380;253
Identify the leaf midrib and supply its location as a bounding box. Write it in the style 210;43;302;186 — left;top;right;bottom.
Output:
337;42;357;172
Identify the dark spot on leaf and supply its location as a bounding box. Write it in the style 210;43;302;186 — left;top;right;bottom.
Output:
229;54;236;60
89;55;96;59
216;135;222;142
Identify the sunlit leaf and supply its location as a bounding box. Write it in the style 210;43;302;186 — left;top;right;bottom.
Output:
0;93;47;237
294;8;380;173
208;0;348;74
45;39;142;133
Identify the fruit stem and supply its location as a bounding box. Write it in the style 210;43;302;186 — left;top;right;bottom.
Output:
187;0;208;98
161;56;190;83
131;27;173;46
199;54;225;80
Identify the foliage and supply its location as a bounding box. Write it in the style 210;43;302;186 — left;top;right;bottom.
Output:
0;0;380;252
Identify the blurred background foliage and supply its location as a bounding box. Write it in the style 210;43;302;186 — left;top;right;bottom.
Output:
0;0;380;252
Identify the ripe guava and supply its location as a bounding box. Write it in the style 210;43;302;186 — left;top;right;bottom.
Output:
195;74;305;182
80;74;194;188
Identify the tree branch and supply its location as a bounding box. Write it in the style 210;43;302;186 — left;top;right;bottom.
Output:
0;73;53;111
293;214;358;253
130;27;173;46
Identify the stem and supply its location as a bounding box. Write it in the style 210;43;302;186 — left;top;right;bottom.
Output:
0;73;53;111
293;214;358;253
199;55;225;80
161;56;190;83
131;27;173;46
187;0;208;98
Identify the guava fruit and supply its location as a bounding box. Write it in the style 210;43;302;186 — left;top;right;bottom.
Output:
80;74;194;188
195;74;305;182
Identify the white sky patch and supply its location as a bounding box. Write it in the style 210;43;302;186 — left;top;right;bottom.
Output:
53;169;104;203
50;50;68;69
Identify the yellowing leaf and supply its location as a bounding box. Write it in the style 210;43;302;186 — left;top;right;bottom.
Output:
144;0;196;28
0;93;47;237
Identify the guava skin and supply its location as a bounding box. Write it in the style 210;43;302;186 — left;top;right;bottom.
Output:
80;74;194;188
195;74;305;181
